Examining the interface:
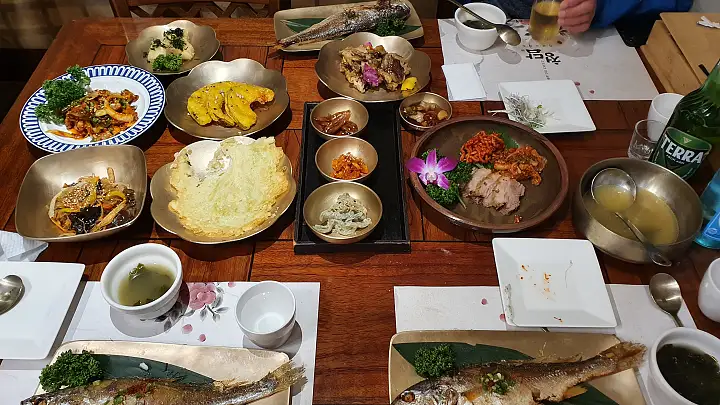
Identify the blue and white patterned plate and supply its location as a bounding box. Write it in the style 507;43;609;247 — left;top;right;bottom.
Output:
20;64;165;153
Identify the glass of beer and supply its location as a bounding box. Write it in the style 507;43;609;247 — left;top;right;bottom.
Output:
529;0;562;44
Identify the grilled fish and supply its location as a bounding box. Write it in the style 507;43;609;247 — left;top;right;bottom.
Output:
23;362;304;405
277;0;411;48
392;343;646;405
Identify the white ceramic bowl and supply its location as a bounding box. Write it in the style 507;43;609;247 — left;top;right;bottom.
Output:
454;3;507;51
648;327;720;405
647;93;682;140
236;281;296;348
100;243;183;320
699;258;720;322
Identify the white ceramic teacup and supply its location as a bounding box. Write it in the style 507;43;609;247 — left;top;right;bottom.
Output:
236;281;296;349
699;258;720;322
647;93;682;141
454;3;507;51
100;243;183;320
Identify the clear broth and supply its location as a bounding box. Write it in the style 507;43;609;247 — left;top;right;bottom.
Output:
117;263;174;306
657;344;720;405
584;186;679;245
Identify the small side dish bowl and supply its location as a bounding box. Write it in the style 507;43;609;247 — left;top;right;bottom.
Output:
100;243;183;320
454;3;507;51
315;136;378;183
15;145;147;242
236;281;296;349
399;92;453;131
310;97;369;140
648;328;720;405
303;182;382;244
126;20;220;76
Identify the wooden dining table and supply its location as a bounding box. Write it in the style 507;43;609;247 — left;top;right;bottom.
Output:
0;17;719;405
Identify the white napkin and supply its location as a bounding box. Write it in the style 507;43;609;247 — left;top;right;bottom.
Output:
698;16;720;29
442;63;487;101
0;231;47;262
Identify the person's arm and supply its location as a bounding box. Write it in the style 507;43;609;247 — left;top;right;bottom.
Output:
591;0;693;28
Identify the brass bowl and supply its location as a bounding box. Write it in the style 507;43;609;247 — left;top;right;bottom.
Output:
315;137;378;183
15;145;147;242
164;58;290;140
399;92;453;131
303;182;382;244
310;97;369;140
126;20;220;76
315;32;431;102
572;158;703;264
150;137;296;244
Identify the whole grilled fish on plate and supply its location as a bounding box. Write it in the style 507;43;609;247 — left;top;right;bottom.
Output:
23;362;304;405
276;0;417;50
392;343;646;405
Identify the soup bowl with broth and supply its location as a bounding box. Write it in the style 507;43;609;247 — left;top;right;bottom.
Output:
101;243;183;320
572;158;702;264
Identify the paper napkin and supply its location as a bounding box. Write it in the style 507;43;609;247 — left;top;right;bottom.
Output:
0;231;47;262
698;16;720;29
442;63;487;101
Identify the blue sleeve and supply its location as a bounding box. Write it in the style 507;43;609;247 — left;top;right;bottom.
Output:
593;0;693;27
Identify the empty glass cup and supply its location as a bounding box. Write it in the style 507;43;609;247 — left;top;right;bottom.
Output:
628;119;664;160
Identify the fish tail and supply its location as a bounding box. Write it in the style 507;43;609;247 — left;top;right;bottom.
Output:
598;342;646;372
264;362;307;393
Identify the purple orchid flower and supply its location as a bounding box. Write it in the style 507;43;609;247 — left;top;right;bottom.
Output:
405;149;457;190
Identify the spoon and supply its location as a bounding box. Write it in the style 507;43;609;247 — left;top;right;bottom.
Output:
0;275;24;315
444;0;522;46
649;273;684;327
591;168;673;267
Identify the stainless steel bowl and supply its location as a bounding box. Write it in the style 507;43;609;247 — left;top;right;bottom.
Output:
126;20;220;76
399;92;453;131
572;158;703;264
164;58;290;139
315;137;378;183
310;97;369;140
15;145;147;242
303;182;382;244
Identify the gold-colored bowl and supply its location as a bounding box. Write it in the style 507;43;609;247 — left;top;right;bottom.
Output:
315;32;431;102
149;137;296;244
315;137;378;183
399;92;453;131
15;145;147;242
125;20;220;76
164;58;290;139
303;182;382;244
310;97;369;140
573;158;703;264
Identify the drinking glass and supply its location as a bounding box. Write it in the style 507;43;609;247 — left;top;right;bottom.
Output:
529;0;562;43
628;119;663;160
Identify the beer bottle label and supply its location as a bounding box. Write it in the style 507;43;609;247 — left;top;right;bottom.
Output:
702;210;720;242
650;127;712;179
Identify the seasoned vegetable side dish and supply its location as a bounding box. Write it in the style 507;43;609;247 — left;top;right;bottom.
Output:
313;193;372;236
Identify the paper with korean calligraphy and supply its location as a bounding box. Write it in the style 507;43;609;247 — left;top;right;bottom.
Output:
438;19;659;101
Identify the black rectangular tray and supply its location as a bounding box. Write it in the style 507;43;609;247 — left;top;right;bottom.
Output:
293;102;411;254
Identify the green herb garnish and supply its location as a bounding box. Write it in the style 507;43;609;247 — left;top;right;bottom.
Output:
163;28;185;50
420;150;477;208
413;344;456;378
151;54;183;72
128;263;146;281
39;350;103;392
480;372;514;395
35;65;90;124
374;16;407;36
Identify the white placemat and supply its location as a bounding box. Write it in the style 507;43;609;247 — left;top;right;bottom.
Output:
439;19;658;101
0;281;320;405
394;285;696;405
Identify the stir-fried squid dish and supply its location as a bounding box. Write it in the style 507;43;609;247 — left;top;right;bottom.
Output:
48;90;139;142
49;168;138;235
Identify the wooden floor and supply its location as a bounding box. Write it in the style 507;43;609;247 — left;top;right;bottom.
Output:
0;49;45;121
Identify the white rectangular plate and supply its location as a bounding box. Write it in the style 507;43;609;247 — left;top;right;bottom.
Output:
0;262;84;359
492;238;616;328
498;80;596;134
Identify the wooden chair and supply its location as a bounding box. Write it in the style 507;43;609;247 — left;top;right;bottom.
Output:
109;0;281;18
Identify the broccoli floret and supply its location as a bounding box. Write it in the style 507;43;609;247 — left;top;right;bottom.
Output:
39;350;103;392
413;344;456;378
152;54;183;72
374;16;407;36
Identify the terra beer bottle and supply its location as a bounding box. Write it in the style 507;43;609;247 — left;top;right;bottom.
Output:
649;59;720;180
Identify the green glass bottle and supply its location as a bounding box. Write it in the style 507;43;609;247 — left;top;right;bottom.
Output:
650;59;720;180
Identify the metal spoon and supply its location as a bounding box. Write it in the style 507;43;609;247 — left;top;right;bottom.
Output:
649;273;684;327
591;168;673;267
444;0;522;46
0;275;24;315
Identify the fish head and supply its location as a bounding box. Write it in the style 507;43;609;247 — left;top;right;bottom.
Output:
391;379;464;405
388;1;412;19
